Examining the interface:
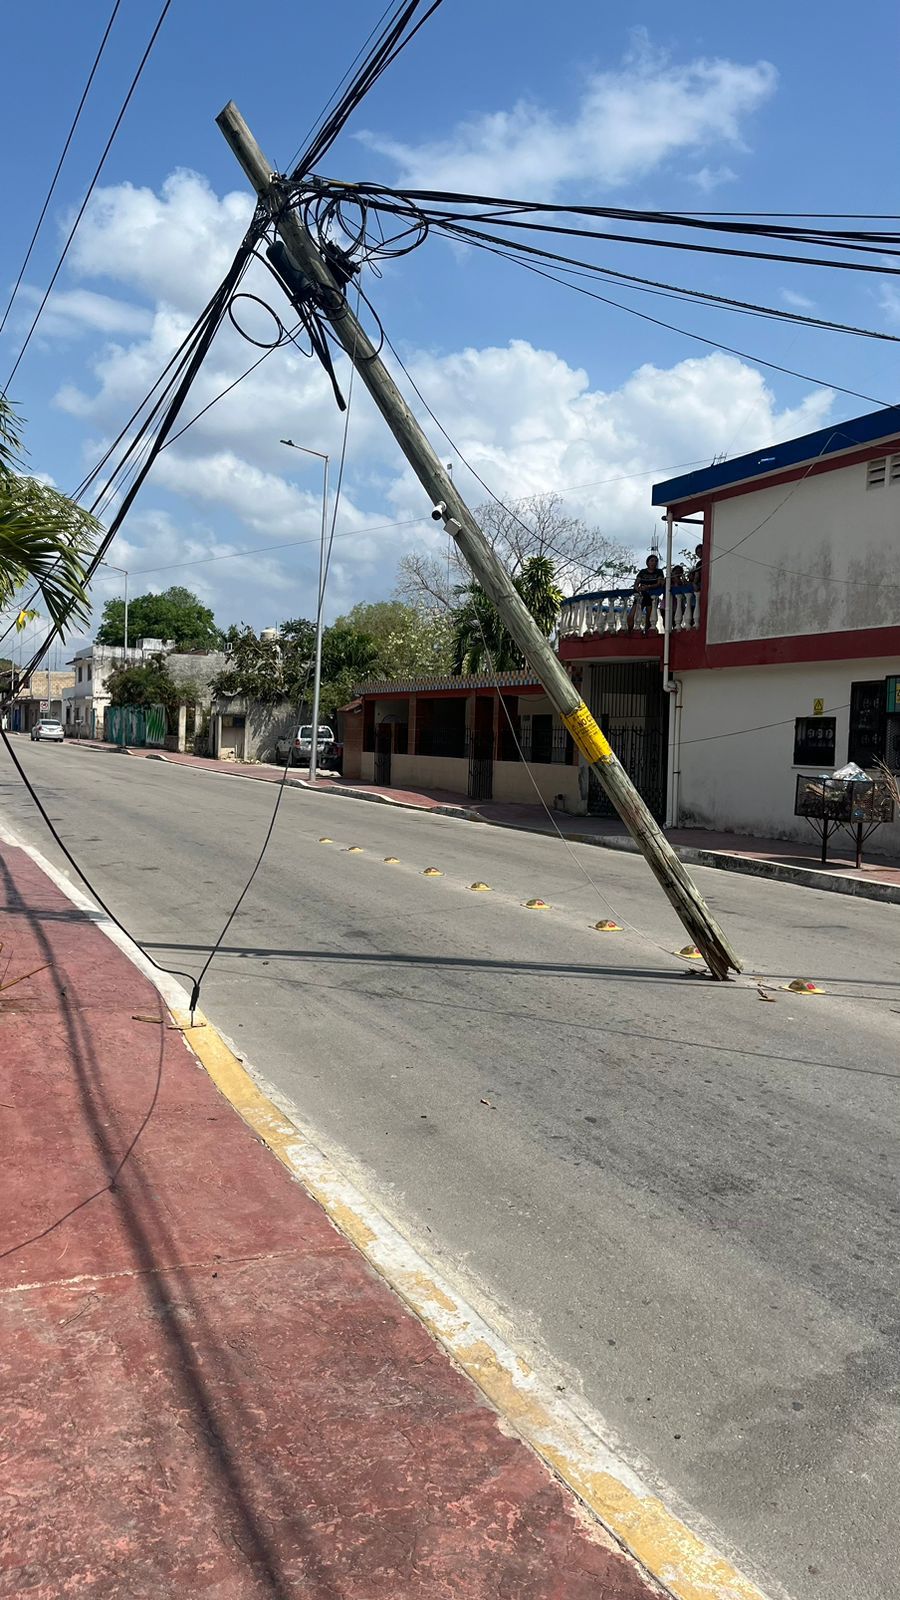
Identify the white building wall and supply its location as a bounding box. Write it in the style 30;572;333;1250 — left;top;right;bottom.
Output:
706;459;900;643
678;656;900;851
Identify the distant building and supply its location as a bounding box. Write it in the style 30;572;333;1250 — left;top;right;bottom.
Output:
63;639;226;746
4;669;75;733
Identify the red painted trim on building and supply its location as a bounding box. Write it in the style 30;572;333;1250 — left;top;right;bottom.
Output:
668;437;900;517
559;623;899;671
698;624;900;668
558;634;663;663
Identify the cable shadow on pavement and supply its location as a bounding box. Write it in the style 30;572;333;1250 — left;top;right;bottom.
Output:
139;942;690;984
202;966;900;1084
0;853;342;1600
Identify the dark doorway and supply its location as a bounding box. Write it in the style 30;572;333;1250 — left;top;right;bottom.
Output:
468;696;494;800
374;723;392;786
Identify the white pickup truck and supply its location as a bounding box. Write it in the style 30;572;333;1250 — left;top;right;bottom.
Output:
275;724;340;769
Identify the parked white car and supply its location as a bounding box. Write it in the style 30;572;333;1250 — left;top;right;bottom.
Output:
31;719;65;742
275;724;337;767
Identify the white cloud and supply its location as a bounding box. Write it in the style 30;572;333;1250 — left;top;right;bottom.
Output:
16;285;153;339
690;164;737;193
781;288;816;311
878;284;900;326
68;169;253;311
385;342;833;556
47;167;835;629
358;32;776;195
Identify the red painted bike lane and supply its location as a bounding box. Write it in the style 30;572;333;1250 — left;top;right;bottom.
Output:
0;837;662;1600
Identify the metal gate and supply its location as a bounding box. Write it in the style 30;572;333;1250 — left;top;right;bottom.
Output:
105;703;167;748
588;724;666;822
586;663;667;823
467;730;494;801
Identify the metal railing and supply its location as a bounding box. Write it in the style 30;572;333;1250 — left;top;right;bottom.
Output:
559;585;701;639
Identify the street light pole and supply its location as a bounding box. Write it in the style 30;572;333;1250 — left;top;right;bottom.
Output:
280;438;329;785
100;562;129;657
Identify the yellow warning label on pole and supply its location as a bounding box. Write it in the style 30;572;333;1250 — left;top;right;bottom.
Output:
562;703;612;764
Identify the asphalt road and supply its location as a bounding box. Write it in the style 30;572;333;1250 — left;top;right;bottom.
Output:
3;738;900;1600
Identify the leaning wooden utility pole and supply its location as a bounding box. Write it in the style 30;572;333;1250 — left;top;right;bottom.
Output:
216;101;742;979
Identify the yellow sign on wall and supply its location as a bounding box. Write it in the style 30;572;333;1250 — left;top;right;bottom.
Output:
812;697;824;716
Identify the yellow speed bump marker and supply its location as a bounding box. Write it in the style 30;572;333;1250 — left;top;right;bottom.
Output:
593;919;623;932
469;881;491;892
347;845;364;853
383;856;400;864
318;837;333;844
525;898;550;910
423;866;443;876
784;977;826;994
677;945;705;961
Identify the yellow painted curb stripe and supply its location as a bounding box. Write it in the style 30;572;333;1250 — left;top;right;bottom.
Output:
563;702;612;764
174;1005;770;1600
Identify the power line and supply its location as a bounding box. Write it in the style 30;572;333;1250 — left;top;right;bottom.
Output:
186;320;361;1020
468;239;892;409
3;0;174;393
289;2;446;179
0;0;123;338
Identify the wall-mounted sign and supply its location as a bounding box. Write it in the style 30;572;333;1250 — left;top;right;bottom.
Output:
885;675;900;714
813;697;824;716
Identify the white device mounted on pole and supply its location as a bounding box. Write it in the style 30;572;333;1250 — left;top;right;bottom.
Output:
217;100;741;980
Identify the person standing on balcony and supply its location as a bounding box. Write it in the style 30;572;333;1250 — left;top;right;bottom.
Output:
664;564;686;624
629;553;664;631
687;543;703;622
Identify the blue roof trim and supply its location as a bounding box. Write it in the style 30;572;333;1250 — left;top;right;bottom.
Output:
651;404;900;506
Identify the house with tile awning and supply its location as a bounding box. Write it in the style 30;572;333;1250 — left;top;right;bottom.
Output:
342;670;585;811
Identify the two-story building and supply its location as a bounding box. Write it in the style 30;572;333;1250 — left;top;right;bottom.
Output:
559;402;900;848
63;639;226;744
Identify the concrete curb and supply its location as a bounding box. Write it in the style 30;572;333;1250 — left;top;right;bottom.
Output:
297;777;484;823
303;780;900;907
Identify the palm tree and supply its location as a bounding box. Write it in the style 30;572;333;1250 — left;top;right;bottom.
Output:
452;555;563;675
1;394;98;636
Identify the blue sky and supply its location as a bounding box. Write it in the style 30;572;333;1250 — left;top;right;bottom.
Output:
4;0;900;656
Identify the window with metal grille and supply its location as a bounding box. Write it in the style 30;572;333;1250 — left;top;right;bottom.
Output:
848;680;886;767
890;456;900;485
866;458;887;489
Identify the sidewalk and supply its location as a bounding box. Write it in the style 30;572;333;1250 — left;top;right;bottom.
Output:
59;737;900;904
0;834;661;1599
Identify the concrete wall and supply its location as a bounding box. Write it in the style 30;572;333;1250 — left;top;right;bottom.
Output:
211;697;298;763
167;652;226;695
707;462;900;643
390;754;469;792
492;759;584;812
677;656;900;851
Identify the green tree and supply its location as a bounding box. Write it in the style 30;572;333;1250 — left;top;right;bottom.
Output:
212;626;286;704
331;599;453;679
1;394;98;635
451;556;563;675
106;655;180;715
96;584;221;650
